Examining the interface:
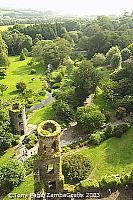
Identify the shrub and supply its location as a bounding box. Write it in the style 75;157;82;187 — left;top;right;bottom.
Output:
20;50;26;61
104;123;114;138
62;154;91;182
23;156;34;175
90;133;102;145
16;81;26;93
120;173;132;185
79;179;99;190
113;123;131;138
100;175;121;190
30;69;36;74
116;107;127;120
0;160;25;194
23;134;38;149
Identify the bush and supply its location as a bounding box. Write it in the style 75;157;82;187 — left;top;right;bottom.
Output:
113;123;131;138
104;123;114;138
100;175;121;190
90;133;102;145
23;156;34;175
20;50;26;61
62;154;91;182
23;134;38;149
30;69;36;74
120;173;132;185
0;160;25;194
79;179;99;190
16;81;26;93
116;107;127;120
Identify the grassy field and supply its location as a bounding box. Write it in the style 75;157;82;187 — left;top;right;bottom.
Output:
0;56;45;102
77;127;133;180
0;148;15;166
28;104;54;125
3;174;34;200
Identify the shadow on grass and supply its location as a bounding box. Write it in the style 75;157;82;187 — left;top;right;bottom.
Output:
9;90;18;95
12;62;45;76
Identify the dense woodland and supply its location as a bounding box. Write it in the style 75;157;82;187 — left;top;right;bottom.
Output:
0;11;133;199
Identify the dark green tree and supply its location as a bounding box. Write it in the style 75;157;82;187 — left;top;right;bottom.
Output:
73;60;100;105
76;104;106;133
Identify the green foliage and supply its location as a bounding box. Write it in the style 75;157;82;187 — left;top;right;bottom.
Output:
100;175;121;189
76;104;106;133
20;50;26;61
24;133;38;149
62;154;90;182
104;123;114;138
90;133;102;145
2;31;32;55
0;52;9;67
91;53;106;67
0;83;8;96
30;68;36;74
113;123;131;138
16;81;26;93
0;160;25;194
79;179;99;190
110;53;122;69
52;100;74;123
0;111;14;152
105;46;121;65
23;156;34;175
32;38;72;69
116;107;127;120
121;48;131;61
73;60;100;105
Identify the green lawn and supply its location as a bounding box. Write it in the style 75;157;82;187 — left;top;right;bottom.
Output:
3;174;34;200
0;56;45;101
0;148;15;166
77;127;133;180
28;104;54;125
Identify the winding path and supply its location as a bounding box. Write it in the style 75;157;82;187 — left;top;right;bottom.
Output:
27;92;53;112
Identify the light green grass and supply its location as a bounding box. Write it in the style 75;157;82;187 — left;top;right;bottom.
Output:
3;174;34;200
28;105;54;125
0;25;12;31
0;56;45;101
77;127;133;180
0;148;15;166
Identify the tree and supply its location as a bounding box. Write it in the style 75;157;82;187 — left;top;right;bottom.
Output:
32;38;72;69
52;100;74;123
16;81;26;93
110;53;122;69
20;50;25;61
76;104;106;133
73;60;100;105
62;154;90;182
0;160;25;194
0;83;8;96
91;53;106;67
0;52;9;67
105;46;121;65
121;48;131;61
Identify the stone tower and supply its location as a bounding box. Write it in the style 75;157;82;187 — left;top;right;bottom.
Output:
9;102;27;135
34;120;64;196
